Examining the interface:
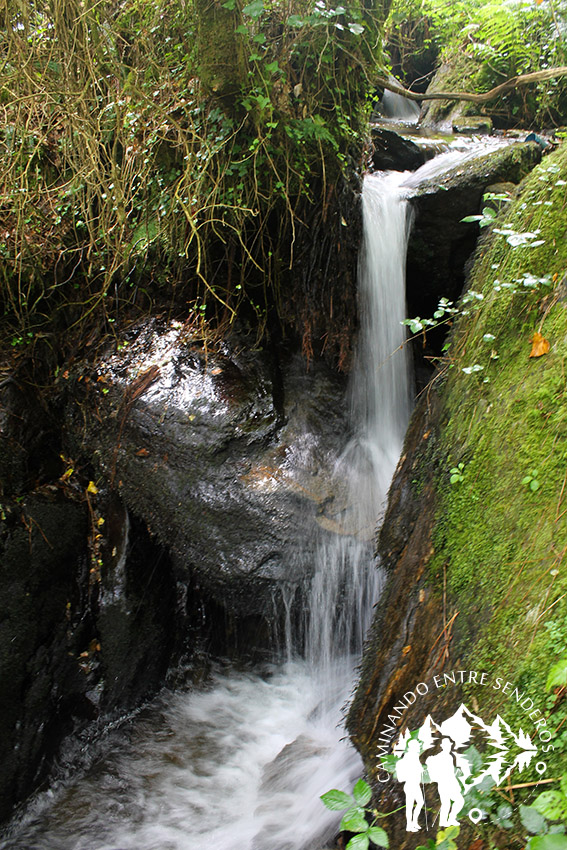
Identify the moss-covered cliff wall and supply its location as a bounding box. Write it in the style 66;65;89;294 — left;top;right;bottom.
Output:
348;141;567;846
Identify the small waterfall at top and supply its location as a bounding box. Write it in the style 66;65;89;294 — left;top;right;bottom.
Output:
379;76;421;123
0;174;413;850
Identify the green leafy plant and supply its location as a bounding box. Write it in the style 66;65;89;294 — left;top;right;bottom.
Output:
522;777;567;850
533;780;567;823
387;0;567;124
462;206;498;229
449;462;465;484
462;191;546;249
1;0;387;368
547;656;567;691
527;838;567;850
320;779;389;850
416;825;460;850
522;469;541;492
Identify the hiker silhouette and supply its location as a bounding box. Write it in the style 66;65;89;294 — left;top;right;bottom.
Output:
395;738;424;832
425;737;465;827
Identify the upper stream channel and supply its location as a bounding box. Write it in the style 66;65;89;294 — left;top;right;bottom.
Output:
1;137;509;850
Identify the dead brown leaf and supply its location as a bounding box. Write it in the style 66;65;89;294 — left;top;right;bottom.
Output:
529;331;550;358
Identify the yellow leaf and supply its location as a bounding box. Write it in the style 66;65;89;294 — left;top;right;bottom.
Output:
97;516;105;526
529;331;550;358
87;481;98;494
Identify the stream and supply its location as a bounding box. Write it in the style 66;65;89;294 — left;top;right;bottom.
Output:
0;138;504;850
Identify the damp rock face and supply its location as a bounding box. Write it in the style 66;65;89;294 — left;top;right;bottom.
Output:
370;127;425;172
0;326;351;825
0;487;178;824
65;321;351;616
0;496;89;822
0;377;179;823
346;392;452;850
404;141;542;361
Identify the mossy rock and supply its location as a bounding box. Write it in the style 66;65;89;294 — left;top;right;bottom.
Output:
419;55;481;130
452;116;493;135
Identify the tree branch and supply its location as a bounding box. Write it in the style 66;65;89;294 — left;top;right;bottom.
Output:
377;66;567;105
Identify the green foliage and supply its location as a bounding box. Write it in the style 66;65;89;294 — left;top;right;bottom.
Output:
522;469;541;492
522;803;550;834
462;206;498;228
385;0;567;124
402;187;554;370
533;790;567;821
416;825;460;850
547;657;567;691
522;780;567;848
528;838;567;850
421;141;567;767
0;0;387;363
449;462;465;484
321;779;389;849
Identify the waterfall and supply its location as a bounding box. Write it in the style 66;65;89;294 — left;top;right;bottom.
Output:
351;171;412;528
379;77;421;123
0;173;413;850
305;170;412;676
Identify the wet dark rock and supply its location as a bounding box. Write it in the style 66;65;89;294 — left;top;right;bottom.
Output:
0;495;89;822
370;127;425;172
0;489;180;823
65;321;350;617
0;378;61;498
94;498;177;711
0;455;180;823
405;141;542;367
0;382;27;496
0;324;352;826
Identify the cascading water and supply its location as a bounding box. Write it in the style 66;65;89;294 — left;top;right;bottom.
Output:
305;169;412;676
378;76;421;123
0;173;413;850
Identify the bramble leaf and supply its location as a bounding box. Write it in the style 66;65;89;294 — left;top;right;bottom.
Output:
529;836;567;850
347;835;370;850
320;789;353;811
533;791;567;821
367;826;389;847
340;808;368;833
521;804;548;834
353;778;372;806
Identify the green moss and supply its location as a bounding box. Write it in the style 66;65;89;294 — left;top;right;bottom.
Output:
428;142;567;766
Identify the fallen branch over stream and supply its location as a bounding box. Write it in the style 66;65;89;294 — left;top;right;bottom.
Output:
376;66;567;104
